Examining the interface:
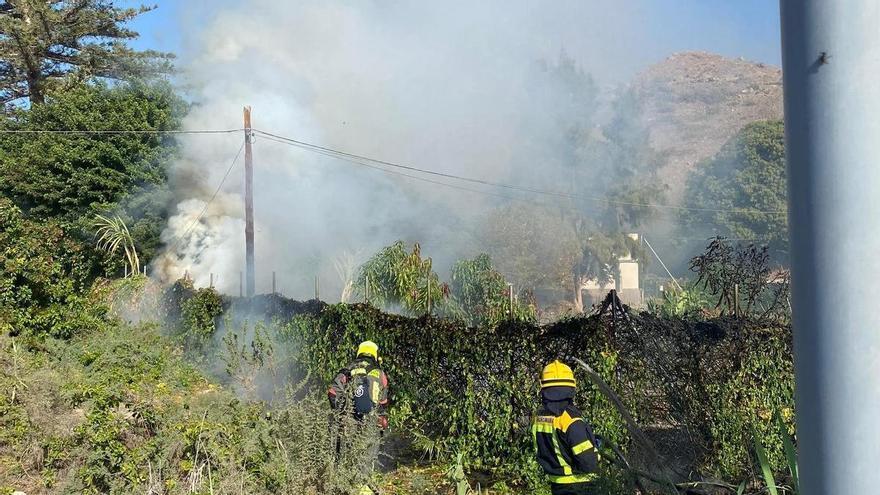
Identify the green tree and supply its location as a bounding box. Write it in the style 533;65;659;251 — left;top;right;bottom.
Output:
0;82;183;269
483;204;580;297
0;198;102;338
595;88;668;229
486;80;660;310
449;253;534;326
0;0;173;105
681;120;788;259
355;241;447;315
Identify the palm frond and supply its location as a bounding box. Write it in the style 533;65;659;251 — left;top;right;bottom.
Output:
93;214;141;276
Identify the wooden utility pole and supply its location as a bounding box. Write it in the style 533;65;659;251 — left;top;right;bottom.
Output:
243;107;255;297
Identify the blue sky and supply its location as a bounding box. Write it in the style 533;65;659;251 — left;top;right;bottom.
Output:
125;0;782;78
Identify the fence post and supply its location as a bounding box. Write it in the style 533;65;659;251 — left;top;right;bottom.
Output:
239;271;243;298
365;274;370;304
272;271;276;295
611;289;618;335
508;283;514;318
427;276;432;315
315;275;319;300
733;283;740;317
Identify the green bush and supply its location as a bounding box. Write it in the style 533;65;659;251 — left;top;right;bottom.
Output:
180;287;225;339
0;198;105;340
449;253;536;326
702;325;795;480
159;279;226;352
646;284;714;318
355;241;448;315
282;304;642;492
276;300;793;491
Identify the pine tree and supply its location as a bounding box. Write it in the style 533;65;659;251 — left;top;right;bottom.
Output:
0;0;173;105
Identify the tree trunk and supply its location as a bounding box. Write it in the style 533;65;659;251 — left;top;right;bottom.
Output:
572;272;584;313
26;66;44;104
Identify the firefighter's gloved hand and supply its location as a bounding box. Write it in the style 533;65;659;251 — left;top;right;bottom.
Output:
377;416;388;430
594;435;604;450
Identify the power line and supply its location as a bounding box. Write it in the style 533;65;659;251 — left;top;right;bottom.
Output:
166;139;246;254
1;124;788;217
258;134;555;209
252;129;787;217
0;128;243;135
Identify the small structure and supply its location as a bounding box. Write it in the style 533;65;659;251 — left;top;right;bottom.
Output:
582;234;643;308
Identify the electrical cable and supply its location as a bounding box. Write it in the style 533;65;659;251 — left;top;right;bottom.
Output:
258;134;556;209
2;125;787;218
252;128;787;217
0;128;243;135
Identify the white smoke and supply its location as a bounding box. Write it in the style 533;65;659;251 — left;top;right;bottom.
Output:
154;0;769;298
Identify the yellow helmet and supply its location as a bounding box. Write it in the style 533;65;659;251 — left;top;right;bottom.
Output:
357;340;379;360
540;360;576;389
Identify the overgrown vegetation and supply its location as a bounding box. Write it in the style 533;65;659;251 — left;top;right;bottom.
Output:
2;231;797;494
0;3;800;493
155;239;796;493
0;198;102;340
0;81;184;277
0;318;386;494
681;121;788;260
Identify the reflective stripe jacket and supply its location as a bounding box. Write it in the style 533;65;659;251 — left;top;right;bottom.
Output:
532;404;600;484
327;357;389;424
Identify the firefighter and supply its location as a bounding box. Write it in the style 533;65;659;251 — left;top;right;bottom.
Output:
327;341;389;495
328;340;390;427
532;360;602;495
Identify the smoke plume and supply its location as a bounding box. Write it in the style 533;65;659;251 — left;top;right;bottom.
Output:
154;0;773;299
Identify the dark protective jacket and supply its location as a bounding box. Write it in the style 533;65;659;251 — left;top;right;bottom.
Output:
327;356;389;427
532;387;600;486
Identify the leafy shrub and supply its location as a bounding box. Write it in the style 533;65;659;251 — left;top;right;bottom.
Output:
646;284;714;318
160;279;226;351
277;299;793;491
449;253;535;326
282;304;643;492
0;198;104;339
355;241;448;315
180;287;225;339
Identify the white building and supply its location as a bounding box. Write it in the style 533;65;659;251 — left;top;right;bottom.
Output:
581;233;643;308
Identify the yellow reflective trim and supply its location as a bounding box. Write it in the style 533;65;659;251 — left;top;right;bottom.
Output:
549;472;599;484
534;423;554;434
531;422;538;451
572;440;594;455
534;416;554;433
551;432;572;475
351;367;366;376
554;411;582;433
370;381;380;403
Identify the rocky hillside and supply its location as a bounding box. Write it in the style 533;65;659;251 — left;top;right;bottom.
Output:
632;52;783;201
